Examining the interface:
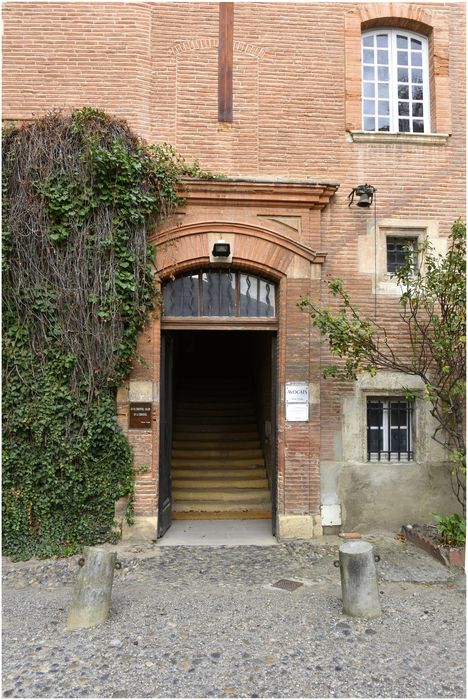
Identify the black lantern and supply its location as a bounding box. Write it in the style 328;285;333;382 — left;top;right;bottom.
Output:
212;239;231;257
348;184;376;208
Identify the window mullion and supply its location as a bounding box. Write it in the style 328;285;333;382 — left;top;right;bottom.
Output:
389;30;399;133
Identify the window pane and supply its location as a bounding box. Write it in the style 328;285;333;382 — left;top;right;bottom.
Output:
378;118;390;131
377;50;388;64
378;101;389;116
377;66;389;81
376;34;388;48
363;66;375;81
258;279;275;317
397;51;408;66
363;82;375;98
363;116;375;131
164;274;199;316
363;49;374;64
387;237;417;273
390;401;408;426
391;428;407;452
363;35;374;47
398;85;409;99
363;99;375;114
369;429;383;452
399;119;410;132
398;101;410;116
397;35;408;48
378;83;389;98
398;68;408;83
367;402;383;427
411;38;422;50
412;68;423;84
411;51;422;67
412;102;424;117
413;120;424;132
202;270;235;316
412;85;423;100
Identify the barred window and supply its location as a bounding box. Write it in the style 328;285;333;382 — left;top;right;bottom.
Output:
362;29;430;133
367;397;413;461
386;236;417;273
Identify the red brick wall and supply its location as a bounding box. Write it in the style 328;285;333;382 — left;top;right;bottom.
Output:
3;2;466;524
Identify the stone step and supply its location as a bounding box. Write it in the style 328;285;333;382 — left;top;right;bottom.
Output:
175;399;254;408
174;415;256;424
172;457;266;467
172;467;267;478
173;440;261;450
172;500;272;513
173;487;271;503
173;477;269;490
174;432;259;442
174;424;258;433
172;448;264;459
172;510;272;520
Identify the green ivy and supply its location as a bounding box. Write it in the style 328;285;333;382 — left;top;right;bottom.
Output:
2;108;206;560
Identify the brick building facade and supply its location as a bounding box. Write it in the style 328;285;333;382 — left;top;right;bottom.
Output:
3;2;466;540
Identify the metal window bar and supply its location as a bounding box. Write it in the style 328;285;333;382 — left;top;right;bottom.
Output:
367;398;413;461
163;270;276;318
386;237;417;274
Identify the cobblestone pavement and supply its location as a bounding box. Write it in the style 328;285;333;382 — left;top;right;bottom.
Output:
2;533;466;698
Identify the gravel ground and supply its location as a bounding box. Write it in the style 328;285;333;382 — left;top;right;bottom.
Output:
2;533;466;698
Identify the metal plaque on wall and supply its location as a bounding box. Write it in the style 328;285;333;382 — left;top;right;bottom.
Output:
129;402;152;429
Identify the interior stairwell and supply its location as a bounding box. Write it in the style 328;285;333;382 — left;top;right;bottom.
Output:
171;378;272;519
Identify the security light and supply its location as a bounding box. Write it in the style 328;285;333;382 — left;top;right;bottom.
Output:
212;239;231;257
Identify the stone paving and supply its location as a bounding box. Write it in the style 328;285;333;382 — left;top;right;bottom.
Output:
2;533;466;698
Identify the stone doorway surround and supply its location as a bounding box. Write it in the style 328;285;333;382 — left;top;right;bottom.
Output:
117;177;339;542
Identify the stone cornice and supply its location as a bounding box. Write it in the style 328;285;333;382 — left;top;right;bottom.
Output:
348;131;449;146
179;177;339;210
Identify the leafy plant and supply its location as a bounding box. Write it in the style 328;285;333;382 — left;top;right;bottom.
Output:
2;109;205;560
299;220;466;514
433;513;466;548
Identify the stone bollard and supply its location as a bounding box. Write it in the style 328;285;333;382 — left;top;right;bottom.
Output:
335;540;381;619
67;547;118;630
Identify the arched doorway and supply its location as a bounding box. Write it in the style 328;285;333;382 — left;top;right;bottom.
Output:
158;269;278;538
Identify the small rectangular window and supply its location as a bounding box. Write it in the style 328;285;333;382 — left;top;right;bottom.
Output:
367;397;413;462
386;236;417;273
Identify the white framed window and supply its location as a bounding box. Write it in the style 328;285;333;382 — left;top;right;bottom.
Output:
367;397;414;462
362;28;430;133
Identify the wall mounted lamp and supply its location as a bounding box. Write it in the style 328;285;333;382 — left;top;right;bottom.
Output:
212;238;231;257
348;184;376;208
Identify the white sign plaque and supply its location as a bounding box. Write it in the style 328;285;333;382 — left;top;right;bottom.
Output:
285;382;309;421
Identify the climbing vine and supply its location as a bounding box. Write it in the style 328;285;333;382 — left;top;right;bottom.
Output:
2;108;203;559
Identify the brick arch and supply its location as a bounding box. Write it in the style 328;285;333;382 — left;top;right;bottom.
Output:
169;38;217;56
357;3;433;35
154;221;324;281
170;37;265;59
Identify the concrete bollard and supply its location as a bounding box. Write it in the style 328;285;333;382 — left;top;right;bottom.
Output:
336;540;381;619
67;547;118;630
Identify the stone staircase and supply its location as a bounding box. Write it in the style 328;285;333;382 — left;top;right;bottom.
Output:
171;379;272;519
